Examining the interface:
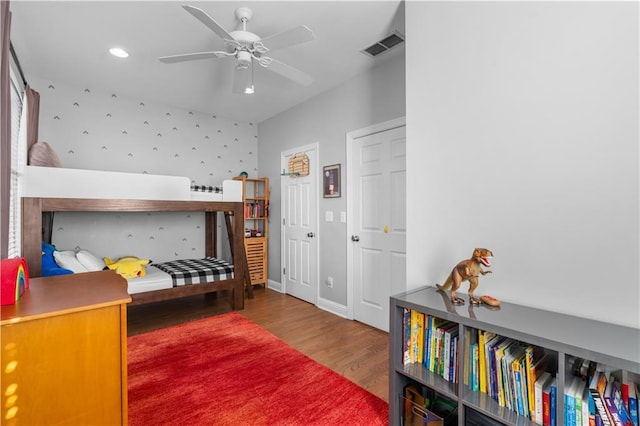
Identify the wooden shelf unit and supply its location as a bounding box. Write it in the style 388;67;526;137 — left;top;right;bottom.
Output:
389;286;640;425
233;176;269;288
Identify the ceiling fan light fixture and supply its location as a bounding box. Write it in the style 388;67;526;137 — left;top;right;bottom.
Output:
109;47;129;58
236;50;252;68
244;60;255;95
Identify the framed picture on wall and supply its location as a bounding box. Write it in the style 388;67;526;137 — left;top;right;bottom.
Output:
323;164;341;198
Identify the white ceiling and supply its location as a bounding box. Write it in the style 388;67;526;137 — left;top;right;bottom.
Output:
9;1;405;123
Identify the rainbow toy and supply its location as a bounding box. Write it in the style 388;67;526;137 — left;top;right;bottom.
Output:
1;257;30;306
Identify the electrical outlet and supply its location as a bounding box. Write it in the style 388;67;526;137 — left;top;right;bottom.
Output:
325;277;334;288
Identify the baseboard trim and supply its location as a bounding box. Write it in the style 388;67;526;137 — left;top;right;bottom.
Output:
267;281;347;319
316;296;348;319
268;279;283;293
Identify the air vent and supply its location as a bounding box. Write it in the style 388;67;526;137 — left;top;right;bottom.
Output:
361;31;405;57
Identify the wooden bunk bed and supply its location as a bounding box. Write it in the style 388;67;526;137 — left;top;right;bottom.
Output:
21;197;248;310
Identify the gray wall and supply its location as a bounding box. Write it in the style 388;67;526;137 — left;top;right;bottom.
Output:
258;52;406;306
406;2;639;328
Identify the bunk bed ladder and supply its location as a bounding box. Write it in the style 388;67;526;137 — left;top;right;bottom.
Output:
224;211;254;299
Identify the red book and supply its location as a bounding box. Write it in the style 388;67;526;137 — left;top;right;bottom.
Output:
543;378;554;426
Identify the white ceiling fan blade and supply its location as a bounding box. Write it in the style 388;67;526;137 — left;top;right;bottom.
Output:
263;58;313;86
232;65;252;94
159;51;228;64
259;25;315;52
182;5;235;41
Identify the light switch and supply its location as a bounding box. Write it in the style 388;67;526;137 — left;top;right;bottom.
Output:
325;211;334;222
340;211;347;223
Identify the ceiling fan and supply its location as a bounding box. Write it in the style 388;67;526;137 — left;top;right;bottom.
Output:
159;5;315;94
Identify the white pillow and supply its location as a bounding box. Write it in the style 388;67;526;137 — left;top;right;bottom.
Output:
76;249;105;272
53;250;88;273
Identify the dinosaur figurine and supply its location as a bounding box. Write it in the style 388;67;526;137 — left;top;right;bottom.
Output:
436;248;493;305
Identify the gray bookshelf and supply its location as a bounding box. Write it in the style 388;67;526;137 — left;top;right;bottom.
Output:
389;285;640;425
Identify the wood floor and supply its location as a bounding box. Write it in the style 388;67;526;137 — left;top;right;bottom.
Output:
127;287;390;402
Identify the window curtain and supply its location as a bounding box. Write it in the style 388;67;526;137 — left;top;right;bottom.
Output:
1;1;12;259
25;84;39;157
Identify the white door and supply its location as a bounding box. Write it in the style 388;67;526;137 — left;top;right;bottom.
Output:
349;122;406;331
281;144;318;304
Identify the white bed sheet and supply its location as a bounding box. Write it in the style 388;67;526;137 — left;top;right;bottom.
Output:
126;265;172;294
22;166;243;202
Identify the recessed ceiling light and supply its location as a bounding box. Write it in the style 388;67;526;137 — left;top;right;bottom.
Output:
109;47;129;58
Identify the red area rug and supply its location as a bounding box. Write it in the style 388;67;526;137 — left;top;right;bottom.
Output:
128;312;388;425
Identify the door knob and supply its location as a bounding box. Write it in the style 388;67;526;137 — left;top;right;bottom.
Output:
307;232;315;238
351;235;360;242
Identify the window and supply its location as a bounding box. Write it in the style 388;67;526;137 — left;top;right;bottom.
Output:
8;67;25;258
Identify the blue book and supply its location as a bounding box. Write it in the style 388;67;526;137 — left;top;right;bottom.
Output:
423;315;432;368
450;334;458;383
515;368;526;416
612;380;632;425
604;379;626;426
566;376;576;426
550;379;557;426
629;383;638;426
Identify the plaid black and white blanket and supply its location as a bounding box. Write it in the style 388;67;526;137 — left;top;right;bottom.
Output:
153;257;234;287
190;184;222;193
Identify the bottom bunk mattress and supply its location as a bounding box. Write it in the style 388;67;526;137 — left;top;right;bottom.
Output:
126;257;235;295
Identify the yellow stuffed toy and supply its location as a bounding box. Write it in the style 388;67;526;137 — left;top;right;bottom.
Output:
104;256;150;279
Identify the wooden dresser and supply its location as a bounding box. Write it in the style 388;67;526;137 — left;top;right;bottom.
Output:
1;271;131;425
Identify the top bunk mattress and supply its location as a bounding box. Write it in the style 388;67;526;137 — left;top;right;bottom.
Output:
22;166;242;202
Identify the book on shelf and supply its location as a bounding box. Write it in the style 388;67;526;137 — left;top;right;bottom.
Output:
452;333;459;383
566;376;585;426
528;350;550;416
402;308;411;366
573;377;587;426
427;317;448;372
550;377;557;426
463;327;471;387
581;384;592;426
433;320;455;377
590;388;614;426
542;376;555;426
606;378;634;426
423;314;433;369
612;378;634;426
520;350;532;419
604;377;627;426
525;345;537;415
628;382;638;426
477;330;489;394
410;310;425;365
513;348;529;417
503;343;526;412
535;371;553;425
611;370;632;411
494;338;515;408
486;335;506;401
442;324;459;382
